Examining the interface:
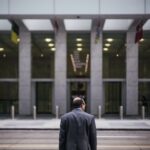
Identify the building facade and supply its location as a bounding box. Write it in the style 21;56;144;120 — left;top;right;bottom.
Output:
0;0;150;117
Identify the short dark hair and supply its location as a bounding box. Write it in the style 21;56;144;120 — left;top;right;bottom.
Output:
72;97;85;108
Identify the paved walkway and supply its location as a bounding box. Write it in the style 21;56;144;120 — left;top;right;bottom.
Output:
0;118;150;130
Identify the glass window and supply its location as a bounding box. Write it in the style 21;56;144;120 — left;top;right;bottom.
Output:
32;32;54;78
139;32;150;78
103;32;126;78
0;32;18;78
0;82;18;114
67;33;90;78
104;82;122;114
139;82;150;116
36;82;52;114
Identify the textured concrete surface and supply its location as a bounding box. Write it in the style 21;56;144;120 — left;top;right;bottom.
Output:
0;118;150;130
0;130;150;150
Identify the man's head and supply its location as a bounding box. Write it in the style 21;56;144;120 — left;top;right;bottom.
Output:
72;97;86;111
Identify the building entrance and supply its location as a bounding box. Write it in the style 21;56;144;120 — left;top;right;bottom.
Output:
68;82;89;111
36;82;52;114
0;82;18;114
104;82;122;114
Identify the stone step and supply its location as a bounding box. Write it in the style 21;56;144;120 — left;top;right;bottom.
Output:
0;130;150;150
0;144;150;150
0;139;150;145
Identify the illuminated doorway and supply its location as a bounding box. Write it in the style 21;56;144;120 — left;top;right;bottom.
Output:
68;81;89;112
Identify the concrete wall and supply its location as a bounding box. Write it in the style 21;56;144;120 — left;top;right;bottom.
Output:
0;0;149;15
100;0;145;14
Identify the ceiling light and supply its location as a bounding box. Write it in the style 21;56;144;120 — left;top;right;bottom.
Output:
76;43;82;47
3;54;6;58
51;47;56;51
143;20;150;30
64;19;92;31
23;19;53;31
140;38;144;42
103;48;108;51
48;43;54;47
106;38;114;42
77;47;82;51
40;54;44;57
103;19;133;31
0;19;11;30
17;38;20;42
0;48;4;51
76;38;83;42
105;43;111;47
45;38;52;42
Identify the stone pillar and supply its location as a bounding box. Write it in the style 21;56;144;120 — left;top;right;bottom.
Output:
19;27;32;115
126;31;138;115
54;20;67;115
90;20;104;115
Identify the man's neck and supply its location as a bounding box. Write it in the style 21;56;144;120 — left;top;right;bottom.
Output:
74;107;83;111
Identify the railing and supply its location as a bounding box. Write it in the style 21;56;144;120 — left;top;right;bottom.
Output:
5;105;149;120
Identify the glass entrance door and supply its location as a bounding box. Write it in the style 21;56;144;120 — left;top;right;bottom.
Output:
105;82;122;114
69;82;88;111
0;82;18;114
36;82;52;114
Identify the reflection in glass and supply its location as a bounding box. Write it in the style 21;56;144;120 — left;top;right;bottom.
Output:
36;82;52;113
0;32;18;78
139;33;150;78
67;33;90;78
32;32;54;78
0;82;18;114
139;82;150;116
103;32;126;78
104;82;121;114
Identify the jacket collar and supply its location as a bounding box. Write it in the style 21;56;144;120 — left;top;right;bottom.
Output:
72;108;83;112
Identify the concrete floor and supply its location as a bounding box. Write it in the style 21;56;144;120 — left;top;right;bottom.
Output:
0;130;150;150
0;118;150;130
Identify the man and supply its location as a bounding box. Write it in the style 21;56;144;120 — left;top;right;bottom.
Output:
59;97;97;150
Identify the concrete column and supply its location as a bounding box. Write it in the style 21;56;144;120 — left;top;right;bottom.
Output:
90;19;104;115
126;31;138;115
54;19;67;115
19;27;31;115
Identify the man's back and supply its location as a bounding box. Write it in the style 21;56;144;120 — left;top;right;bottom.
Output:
59;108;97;150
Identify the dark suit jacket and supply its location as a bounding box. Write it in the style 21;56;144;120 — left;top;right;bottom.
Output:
59;108;97;150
